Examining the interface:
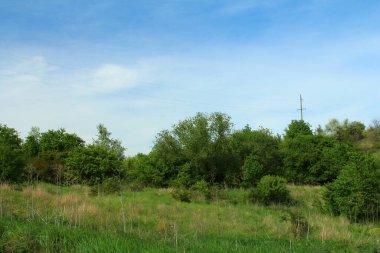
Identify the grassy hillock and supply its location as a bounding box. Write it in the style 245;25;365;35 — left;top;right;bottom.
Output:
0;183;379;252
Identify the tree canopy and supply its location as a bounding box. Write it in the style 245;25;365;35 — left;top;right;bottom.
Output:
0;124;25;182
284;120;313;139
65;124;125;185
0;113;379;221
324;153;380;221
150;112;235;186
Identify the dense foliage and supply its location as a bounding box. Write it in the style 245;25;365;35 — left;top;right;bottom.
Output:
233;126;282;187
324;153;380;222
150;112;235;187
282;135;352;184
0;124;25;182
24;128;84;183
125;153;163;187
1;113;380;222
250;175;291;205
65;145;123;185
323;119;366;143
65;124;125;185
284;120;313;139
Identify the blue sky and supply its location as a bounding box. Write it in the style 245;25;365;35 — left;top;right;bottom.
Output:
1;0;379;155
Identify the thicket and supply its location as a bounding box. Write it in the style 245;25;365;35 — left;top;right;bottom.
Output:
1;114;380;221
250;175;291;205
324;153;380;222
0;124;25;182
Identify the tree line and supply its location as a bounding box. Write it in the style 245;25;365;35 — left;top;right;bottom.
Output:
1;112;380;221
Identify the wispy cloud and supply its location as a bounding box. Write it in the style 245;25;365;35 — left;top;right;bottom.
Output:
216;0;283;15
1;56;54;83
1;0;379;155
67;61;154;95
91;64;141;92
0;56;58;98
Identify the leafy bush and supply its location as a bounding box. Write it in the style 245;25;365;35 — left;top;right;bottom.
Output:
250;175;291;205
174;163;195;188
191;180;211;201
284;120;313;139
282;134;352;184
242;154;264;187
232;126;283;187
65;145;124;185
90;178;122;196
124;154;164;187
151;112;235;186
171;188;192;202
324;153;380;222
0;124;25;182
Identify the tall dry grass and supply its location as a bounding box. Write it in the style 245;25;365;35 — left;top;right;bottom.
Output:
1;183;379;252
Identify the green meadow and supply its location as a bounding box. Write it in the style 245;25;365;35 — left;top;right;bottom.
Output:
1;183;379;252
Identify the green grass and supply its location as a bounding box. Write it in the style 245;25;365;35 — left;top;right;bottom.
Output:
0;183;379;252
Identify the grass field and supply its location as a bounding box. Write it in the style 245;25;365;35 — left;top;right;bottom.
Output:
0;183;379;252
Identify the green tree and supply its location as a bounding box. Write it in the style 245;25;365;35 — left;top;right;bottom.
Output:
150;130;184;186
151;112;235;186
282;134;351;184
250;175;291;205
23;127;40;158
65;145;123;185
324;118;340;136
32;128;84;183
231;126;283;186
242;154;264;187
65;125;125;185
0;124;25;182
324;119;365;143
309;140;352;183
324;153;380;222
94;124;125;160
284;120;313;139
39;128;83;153
282;135;317;183
125;153;163;187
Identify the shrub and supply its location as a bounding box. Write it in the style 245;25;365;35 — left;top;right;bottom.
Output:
191;180;211;201
90;178;122;196
0;124;25;182
242;154;264;187
65;145;123;186
250;175;291;205
174;163;194;188
324;153;380;222
171;188;192;202
125;154;164;187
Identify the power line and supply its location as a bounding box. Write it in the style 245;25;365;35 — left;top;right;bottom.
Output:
298;94;305;121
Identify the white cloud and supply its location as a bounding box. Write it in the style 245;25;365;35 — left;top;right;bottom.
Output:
71;62;152;94
1;33;379;155
92;64;139;92
0;56;58;98
1;56;54;83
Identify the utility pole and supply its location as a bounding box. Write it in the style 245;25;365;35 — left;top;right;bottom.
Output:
298;94;305;121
